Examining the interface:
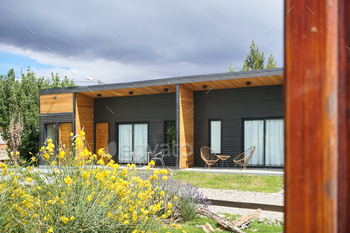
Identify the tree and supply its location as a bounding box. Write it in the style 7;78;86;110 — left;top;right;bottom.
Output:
226;39;277;72
0;67;75;161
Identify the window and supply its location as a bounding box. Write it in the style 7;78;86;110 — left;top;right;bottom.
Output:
164;121;176;155
118;123;148;163
244;119;284;166
46;124;56;143
209;120;221;154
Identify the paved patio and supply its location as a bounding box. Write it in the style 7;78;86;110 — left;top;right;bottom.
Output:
180;167;284;176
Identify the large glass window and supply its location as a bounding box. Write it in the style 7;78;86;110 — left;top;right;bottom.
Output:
244;119;284;166
46;124;56;143
118;123;148;163
209;120;221;154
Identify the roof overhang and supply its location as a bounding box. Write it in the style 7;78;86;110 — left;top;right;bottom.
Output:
39;68;283;98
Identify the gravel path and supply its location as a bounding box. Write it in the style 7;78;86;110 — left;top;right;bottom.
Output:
200;188;284;221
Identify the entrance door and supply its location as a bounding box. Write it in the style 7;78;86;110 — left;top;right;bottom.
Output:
96;122;109;161
58;123;72;164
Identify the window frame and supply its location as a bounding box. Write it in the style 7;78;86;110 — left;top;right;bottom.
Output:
208;119;223;154
241;116;284;168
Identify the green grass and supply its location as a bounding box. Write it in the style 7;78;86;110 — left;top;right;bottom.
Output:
173;172;284;193
158;214;283;233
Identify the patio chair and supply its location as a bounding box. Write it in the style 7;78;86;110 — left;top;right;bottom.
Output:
200;146;220;169
151;150;166;168
131;151;147;168
232;146;256;170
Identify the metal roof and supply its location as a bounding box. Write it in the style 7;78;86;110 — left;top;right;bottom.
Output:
39;67;283;95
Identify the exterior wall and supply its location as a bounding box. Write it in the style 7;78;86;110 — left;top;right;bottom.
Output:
193;85;284;167
40;93;73;114
75;93;94;152
94;93;176;166
178;85;194;169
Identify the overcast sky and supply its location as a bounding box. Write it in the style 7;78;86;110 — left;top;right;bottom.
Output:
0;0;283;85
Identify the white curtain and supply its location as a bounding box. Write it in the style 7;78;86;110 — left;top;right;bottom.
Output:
118;124;132;163
244;120;264;166
210;121;221;153
265;119;284;166
133;124;148;163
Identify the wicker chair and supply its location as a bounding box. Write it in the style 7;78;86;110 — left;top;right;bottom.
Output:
200;146;220;169
232;146;256;170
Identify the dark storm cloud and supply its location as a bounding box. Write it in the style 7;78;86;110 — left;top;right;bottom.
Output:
1;0;283;72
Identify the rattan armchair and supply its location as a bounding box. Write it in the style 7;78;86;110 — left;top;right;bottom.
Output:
200;146;220;169
232;146;256;170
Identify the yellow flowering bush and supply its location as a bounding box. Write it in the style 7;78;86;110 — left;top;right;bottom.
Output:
0;130;184;232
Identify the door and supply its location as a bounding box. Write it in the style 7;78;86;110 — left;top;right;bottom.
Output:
96;122;109;161
58;123;72;164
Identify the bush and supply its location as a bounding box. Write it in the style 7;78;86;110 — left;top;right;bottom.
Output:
0;130;208;232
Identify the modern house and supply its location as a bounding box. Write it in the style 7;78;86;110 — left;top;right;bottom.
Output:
39;68;284;169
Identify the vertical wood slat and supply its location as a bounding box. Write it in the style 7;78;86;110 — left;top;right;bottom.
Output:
284;0;350;232
179;84;194;169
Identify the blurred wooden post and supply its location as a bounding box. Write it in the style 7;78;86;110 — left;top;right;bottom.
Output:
285;0;350;232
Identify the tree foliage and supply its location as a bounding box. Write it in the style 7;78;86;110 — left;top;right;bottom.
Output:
226;39;277;72
0;67;75;161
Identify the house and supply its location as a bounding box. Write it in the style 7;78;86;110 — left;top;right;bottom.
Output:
38;68;283;169
0;130;6;150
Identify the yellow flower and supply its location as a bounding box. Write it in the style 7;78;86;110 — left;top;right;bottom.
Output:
174;196;178;200
70;216;76;220
145;166;150;171
26;177;33;183
87;195;91;202
10;152;14;156
70;132;73;137
83;148;91;158
16;151;19;156
168;203;172;209
43;153;50;161
160;169;168;175
167;209;171;215
27;166;33;172
97;159;105;165
31;156;36;162
40;146;45;152
161;214;166;219
97;148;104;156
60;216;69;224
47;226;53;233
124;220;129;224
162;175;168;181
50;160;57;166
47;138;52;143
82;170;90;179
154;169;159;174
159;191;164;197
58;150;65;159
53;168;60;174
149;160;155;166
64;176;73;186
80;130;85;137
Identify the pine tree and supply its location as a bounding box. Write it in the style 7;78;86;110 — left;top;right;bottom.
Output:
241;40;265;71
266;52;277;69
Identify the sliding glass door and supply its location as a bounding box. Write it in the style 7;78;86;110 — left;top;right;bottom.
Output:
244;119;284;167
118;123;148;163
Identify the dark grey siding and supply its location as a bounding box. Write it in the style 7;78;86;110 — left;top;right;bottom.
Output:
39;113;74;165
194;85;283;167
94;93;176;166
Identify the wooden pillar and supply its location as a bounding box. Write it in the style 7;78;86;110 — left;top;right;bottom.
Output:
75;93;95;153
285;0;350;232
177;84;194;169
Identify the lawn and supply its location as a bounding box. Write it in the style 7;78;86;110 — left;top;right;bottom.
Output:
173;171;284;193
159;214;283;233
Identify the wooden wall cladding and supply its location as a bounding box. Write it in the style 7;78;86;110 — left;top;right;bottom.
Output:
40;93;73;114
75;93;94;153
179;84;194;169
